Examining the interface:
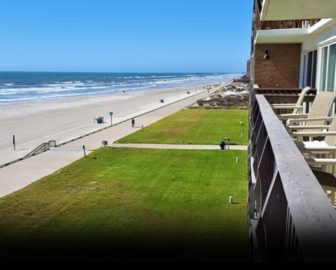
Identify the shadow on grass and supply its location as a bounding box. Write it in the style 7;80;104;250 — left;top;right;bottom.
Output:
0;232;250;263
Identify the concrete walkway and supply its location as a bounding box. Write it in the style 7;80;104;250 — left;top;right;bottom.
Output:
111;143;248;151
0;88;203;167
0;89;220;198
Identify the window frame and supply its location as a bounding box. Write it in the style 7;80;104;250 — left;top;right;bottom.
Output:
301;50;317;89
318;36;336;92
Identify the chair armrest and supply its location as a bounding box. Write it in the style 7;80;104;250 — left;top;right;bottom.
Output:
279;114;309;120
293;131;336;136
273;104;302;109
306;158;336;165
288;125;330;130
287;117;332;125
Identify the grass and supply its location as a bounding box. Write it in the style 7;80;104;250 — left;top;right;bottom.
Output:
0;148;248;262
118;108;248;145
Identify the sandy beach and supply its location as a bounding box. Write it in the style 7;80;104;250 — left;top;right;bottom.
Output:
0;84;222;197
0;84;216;166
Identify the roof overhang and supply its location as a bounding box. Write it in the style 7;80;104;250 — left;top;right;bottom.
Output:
256;28;308;44
255;19;334;44
261;0;336;21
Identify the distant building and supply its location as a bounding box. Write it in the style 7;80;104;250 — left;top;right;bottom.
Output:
249;0;336;262
246;60;251;76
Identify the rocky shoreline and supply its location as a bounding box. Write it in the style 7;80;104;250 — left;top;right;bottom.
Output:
193;82;249;108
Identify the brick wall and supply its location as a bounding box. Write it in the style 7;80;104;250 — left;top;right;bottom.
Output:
254;44;302;88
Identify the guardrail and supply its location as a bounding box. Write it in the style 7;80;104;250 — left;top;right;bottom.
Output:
250;88;316;113
255;0;319;29
261;20;320;30
0;140;57;170
23;140;57;159
249;94;336;261
254;88;312;95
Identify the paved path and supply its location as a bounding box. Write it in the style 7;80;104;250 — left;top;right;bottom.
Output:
111;143;248;151
0;89;203;167
0;89;218;198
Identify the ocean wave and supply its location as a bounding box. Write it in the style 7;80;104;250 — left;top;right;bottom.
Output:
0;73;242;103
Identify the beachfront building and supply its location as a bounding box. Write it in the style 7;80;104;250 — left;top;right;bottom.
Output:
249;0;336;261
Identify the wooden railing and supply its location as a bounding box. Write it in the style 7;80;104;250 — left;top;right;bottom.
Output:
249;94;336;261
250;88;316;113
254;88;305;95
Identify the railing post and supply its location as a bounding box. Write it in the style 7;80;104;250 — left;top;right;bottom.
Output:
12;135;16;151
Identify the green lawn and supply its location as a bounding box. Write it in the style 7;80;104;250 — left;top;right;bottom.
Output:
118;108;248;145
0;148;248;262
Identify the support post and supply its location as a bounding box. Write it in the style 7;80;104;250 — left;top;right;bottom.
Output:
13;135;16;151
109;112;113;126
82;145;87;158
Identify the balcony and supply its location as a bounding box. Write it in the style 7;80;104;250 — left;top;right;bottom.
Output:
253;1;320;33
249;89;336;261
255;19;334;44
260;0;336;21
252;3;332;45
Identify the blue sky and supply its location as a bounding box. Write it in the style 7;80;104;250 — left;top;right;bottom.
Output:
0;0;253;73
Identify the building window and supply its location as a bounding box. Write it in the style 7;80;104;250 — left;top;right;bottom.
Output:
307;50;317;88
302;54;307;87
321;47;328;91
302;50;317;88
320;44;336;92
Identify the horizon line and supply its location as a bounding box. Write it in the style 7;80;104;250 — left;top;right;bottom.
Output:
0;70;245;75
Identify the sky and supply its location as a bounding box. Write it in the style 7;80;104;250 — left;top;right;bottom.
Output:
0;0;253;73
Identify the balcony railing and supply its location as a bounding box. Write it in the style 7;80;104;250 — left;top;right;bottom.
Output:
252;1;320;42
249;93;336;261
261;19;320;30
251;88;316;113
254;88;307;95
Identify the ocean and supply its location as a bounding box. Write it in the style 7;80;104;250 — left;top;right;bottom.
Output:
0;72;240;103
